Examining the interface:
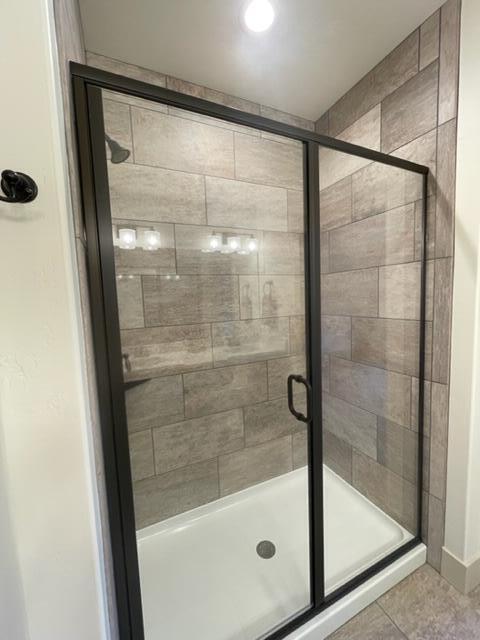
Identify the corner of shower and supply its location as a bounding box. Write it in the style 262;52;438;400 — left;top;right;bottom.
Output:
71;60;428;640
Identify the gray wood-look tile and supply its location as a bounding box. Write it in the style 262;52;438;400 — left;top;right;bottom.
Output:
131;107;235;178
218;435;293;496
206;176;288;231
259;275;305;317
432;258;453;383
292;429;308;469
103;99;133;164
322;354;330;393
377;418;419;484
113;222;176;276
116;275;144;330
165;76;260;115
329;204;415;272
267;355;306;400
167;106;258;136
352;450;417;533
394;128;437;193
262;231;304;274
174;224;260;275
327;603;406;640
319;106;380;190
87;52;167;87
414;197;436;261
328;31;419;136
129;429;154;482
107;162;206;225
420;11;440;70
352;317;421;377
411;378;432;436
259;105;314;131
183;362;268;418
260;130;303;148
212;318;290;367
381;61;438;153
323;392;377;459
435;119;457;258
125;375;184;433
322;316;351;358
426;495;445;571
319;175;352;232
287;190;304;233
321;269;378;317
103;89;168;114
244;397;305;446
121;324;212;379
330;357;411;427
321;232;329;275
352;162;423;222
431;382;449;449
429;435;447;501
378;564;480;638
379;262;433;321
143;274;239;326
315;112;329;136
289;316;306;354
438;0;461;125
323;430;353;484
234;132;303;190
239;275;260;319
153;409;244;474
133;459;219;528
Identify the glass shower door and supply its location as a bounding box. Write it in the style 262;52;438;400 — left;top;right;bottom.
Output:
318;145;425;595
101;88;312;639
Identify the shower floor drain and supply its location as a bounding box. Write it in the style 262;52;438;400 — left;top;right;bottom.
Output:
256;540;276;559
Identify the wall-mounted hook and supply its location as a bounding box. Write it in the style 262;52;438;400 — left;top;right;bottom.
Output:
0;170;38;203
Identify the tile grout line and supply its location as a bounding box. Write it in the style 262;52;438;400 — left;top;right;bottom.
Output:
376;600;410;639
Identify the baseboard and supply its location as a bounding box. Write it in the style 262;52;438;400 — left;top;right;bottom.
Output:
441;547;480;594
286;544;426;639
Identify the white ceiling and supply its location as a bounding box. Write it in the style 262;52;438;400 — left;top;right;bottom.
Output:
78;0;445;121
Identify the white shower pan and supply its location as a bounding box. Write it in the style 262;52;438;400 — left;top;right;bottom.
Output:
137;465;424;640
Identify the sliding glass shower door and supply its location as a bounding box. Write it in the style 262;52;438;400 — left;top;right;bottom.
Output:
74;65;426;640
101;88;312;640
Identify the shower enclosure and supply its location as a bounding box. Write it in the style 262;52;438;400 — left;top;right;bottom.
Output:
72;62;428;640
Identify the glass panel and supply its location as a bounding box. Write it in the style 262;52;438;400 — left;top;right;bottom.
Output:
103;89;311;639
318;145;423;594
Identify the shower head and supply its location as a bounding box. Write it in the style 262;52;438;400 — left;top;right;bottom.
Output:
105;134;130;164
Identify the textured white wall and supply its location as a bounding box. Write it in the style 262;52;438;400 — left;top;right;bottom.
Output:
445;0;480;569
0;1;108;638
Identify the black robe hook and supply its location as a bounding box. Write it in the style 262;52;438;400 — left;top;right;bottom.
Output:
0;170;38;203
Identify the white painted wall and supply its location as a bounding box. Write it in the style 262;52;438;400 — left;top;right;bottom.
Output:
444;0;480;583
0;1;108;638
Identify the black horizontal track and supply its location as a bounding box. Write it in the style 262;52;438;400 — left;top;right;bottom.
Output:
71;62;428;175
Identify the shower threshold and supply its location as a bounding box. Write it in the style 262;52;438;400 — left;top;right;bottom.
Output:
137;465;421;640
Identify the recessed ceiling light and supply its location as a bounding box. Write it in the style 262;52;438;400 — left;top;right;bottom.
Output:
244;0;275;33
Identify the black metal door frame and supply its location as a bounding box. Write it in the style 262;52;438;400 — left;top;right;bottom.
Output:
71;62;428;640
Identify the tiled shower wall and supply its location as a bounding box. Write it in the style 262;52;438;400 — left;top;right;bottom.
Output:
319;149;425;537
315;0;460;568
100;82;314;529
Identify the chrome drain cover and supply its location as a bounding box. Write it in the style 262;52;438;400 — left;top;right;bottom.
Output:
256;540;276;559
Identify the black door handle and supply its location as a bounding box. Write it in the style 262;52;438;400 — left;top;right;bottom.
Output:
287;374;311;423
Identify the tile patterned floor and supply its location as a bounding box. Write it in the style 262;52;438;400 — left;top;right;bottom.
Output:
327;565;480;639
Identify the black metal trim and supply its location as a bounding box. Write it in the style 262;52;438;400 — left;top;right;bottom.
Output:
71;62;428;640
305;141;325;609
287;374;312;423
72;77;145;639
417;172;429;539
70;62;428;176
